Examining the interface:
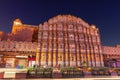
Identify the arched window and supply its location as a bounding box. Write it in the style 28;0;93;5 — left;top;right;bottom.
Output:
49;25;52;30
69;44;75;52
81;44;86;50
42;43;47;52
57;32;63;39
96;36;100;42
92;36;96;42
69;33;74;40
58;44;64;49
53;24;56;30
39;24;42;30
39;32;42;39
43;25;48;30
68;24;73;30
78;25;83;32
49;44;52;51
43;32;48;38
79;34;84;41
57;24;63;30
2;44;5;48
94;45;99;53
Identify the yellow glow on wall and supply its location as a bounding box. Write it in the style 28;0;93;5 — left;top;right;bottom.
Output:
14;22;22;25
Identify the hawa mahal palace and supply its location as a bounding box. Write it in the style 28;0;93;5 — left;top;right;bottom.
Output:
0;15;120;68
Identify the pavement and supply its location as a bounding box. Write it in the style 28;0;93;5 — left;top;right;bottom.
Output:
4;77;120;80
1;68;120;80
0;68;27;79
5;76;120;80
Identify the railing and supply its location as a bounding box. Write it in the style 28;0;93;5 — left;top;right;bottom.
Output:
27;68;52;78
61;70;84;78
91;70;110;76
35;70;52;78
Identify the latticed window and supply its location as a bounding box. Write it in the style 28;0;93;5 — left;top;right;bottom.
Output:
83;27;86;33
58;55;62;61
49;25;52;30
90;28;94;35
69;44;75;52
65;44;68;50
52;44;57;52
43;44;47;48
39;32;42;38
57;24;63;30
81;44;86;50
75;35;78;41
13;44;16;49
24;44;26;49
43;32;48;38
8;44;10;48
92;36;96;42
39;24;42;30
0;44;1;48
53;32;56;39
19;44;21;48
95;30;98;35
97;37;100;42
68;24;73;30
60;44;63;49
72;57;74;61
71;44;75;49
49;32;52;39
60;56;62;61
43;25;48;30
42;44;47;52
58;44;64;49
57;32;63;38
69;33;74;40
2;45;5;48
87;28;90;34
49;44;52;51
78;25;82;32
74;26;77;31
94;45;99;53
53;24;56;30
79;34;84;41
94;45;98;51
64;33;68;38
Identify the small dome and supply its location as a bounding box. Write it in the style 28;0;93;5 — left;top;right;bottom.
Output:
13;18;22;25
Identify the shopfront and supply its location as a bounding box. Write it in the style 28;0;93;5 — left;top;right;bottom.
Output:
28;55;36;67
15;56;28;68
0;52;37;68
106;59;120;68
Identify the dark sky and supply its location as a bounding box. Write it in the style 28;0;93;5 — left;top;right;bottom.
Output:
0;0;120;46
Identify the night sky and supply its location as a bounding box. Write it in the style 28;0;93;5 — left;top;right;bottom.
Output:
0;0;120;46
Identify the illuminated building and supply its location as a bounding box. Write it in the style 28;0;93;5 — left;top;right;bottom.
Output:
2;14;120;68
9;19;38;42
0;41;37;67
36;15;104;67
103;45;120;68
0;19;38;68
0;31;8;41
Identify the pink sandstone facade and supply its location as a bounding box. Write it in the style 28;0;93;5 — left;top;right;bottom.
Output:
103;45;120;68
8;19;38;42
36;15;104;67
0;41;37;67
0;31;7;41
0;14;119;68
